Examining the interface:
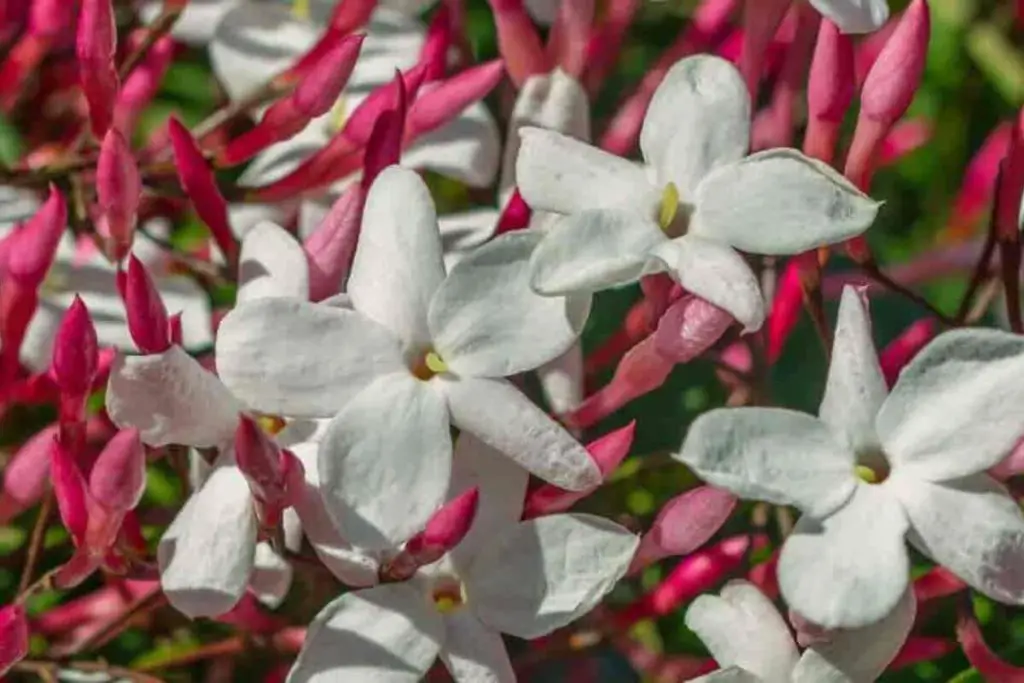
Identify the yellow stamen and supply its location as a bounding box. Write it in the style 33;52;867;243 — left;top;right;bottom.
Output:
292;0;310;20
434;596;460;614
658;182;680;232
855;465;879;484
329;97;348;133
424;352;448;375
257;414;287;436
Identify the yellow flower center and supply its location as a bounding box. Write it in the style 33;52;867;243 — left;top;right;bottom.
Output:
257;414;288;436
658;182;680;233
431;582;466;615
855;465;881;484
411;350;448;381
292;0;311;20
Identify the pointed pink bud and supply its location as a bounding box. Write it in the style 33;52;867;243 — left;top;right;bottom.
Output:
878;117;932;166
406;60;505;141
293;34;364;118
168;117;238;264
420;4;454;81
495;189;532;234
303;184;368;302
77;0;120;139
996;109;1024;241
114;35;174;136
122;254;171;354
739;0;790;97
402;487;479;568
629;486;738;573
486;0;548;87
879;318;936;386
582;0;639;95
547;0;594;79
804;20;854;162
0;604;28;676
957;608;1024;681
29;0;71;38
7;185;66;287
51;435;89;545
52;296;99;406
235;415;303;514
613;534;753;628
992;436;1024;481
0;425;57;523
767;259;804;363
88;428;146;513
327;0;377;34
653;296;734;363
890;637;956;671
524;422;635;518
943;123;1011;240
362;74;408;189
97;128;141;260
912;566;966;603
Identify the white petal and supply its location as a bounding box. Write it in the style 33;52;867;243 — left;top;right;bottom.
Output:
158;456;257;618
516;127;659;215
215;298;405;417
250;542;293;609
291;441;380;587
684;580;799;681
438;209;499;271
809;0;890;34
380;0;437;15
877;328;1024;481
106;346;241;448
466;514;638;639
501;69;591;196
778;483;910;629
237;221;309;303
441;376;600;491
892;473;1024;604
689;670;762;683
403;102;502;189
430;231;590;377
440;612;515;683
675;408;856;518
349;167;447;348
140;0;244;46
319;373;452;550
528;209;666;295
642;55;749;196
652;235;765;331
692;149;880;255
537;343;584;416
287;583;444;683
793;587;915;683
448;435;529;568
819;286;887;454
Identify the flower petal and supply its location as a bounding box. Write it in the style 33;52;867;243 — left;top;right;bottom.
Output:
692;149;880;255
440;611;515;683
402;102;502;189
819;286;887;454
106;346;241;448
237;221;309;303
287;583;444;683
675;407;856;518
651;235;765;331
250;542;293;609
684;580;799;681
642;55;749;196
158;455;257;618
537;343;583;416
140;0;244;46
319;373;452;550
516;127;658;215
528;209;666;295
877;328;1024;481
778;483;910;629
430;231;590;377
441;376;600;491
466;514;638;639
438;208;499;271
689;669;762;683
215;298;405;417
892;473;1024;605
348;166;447;348
792;587;915;683
809;0;890;34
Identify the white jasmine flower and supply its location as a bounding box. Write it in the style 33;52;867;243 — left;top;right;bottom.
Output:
0;187;211;371
287;437;638;683
215;167;598;550
516;55;880;331
809;0;890;34
686;580;914;683
677;286;1024;629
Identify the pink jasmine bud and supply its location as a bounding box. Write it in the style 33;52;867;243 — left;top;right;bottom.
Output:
420;4;453;81
486;0;548;87
879;318;936;386
547;0;594;79
168;312;183;347
406;60;505;140
30;0;71;38
88;428;146;513
956;608;1024;681
122;254;171;354
569;335;674;430
52;297;99;411
235;415;303;516
77;0;120;139
0;0;68;111
996;109;1024;241
362;75;408;189
293;34;364;118
890;637;956;671
496;189;532;234
878;117;933;166
767;260;803;363
399;487;479;572
97;128;141;260
739;0;791;97
0;604;28;676
912;566;966;603
943;123;1011;241
7;185;66;287
51;434;89;545
524;422;635;518
804;20;854;163
992;437;1024;481
653;296;734;363
582;0;639;95
613;534;752;627
0;425;57;523
168;117;238;264
303;184;368;302
629;486;738;573
114;35;175;136
328;0;377;34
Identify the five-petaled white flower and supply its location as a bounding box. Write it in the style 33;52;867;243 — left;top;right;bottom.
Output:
516;55;880;332
809;0;890;34
677;286;1024;629
686;580;913;683
287;435;638;683
215;166;599;553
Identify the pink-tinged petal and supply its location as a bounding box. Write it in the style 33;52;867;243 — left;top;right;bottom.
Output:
405;60;505;141
97;128;141;260
0;425;57;523
122;254;171;354
654;296;735;363
293;34;365;119
486;0;548;86
0;604;28;676
878;318;936;387
630;486;738;573
88;428;146;513
303;185;367;302
76;0;120;139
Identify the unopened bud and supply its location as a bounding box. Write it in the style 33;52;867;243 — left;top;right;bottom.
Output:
406;60;505;140
401;487;480;569
7;185;66;287
235;415;303;514
122;254;171;354
629;486;737;573
486;0;548;87
51;435;89;544
97;128;141;260
52;296;99;405
879;318;936;386
76;0;120;139
88;428;146;512
0;604;28;676
303;184;367;301
654;296;734;363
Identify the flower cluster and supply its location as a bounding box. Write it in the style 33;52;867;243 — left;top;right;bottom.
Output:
0;0;1022;682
